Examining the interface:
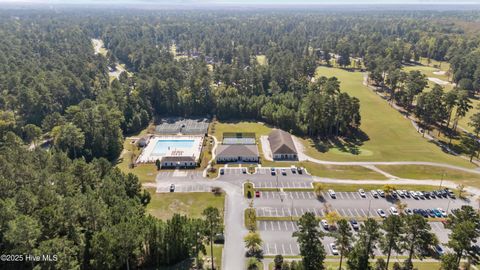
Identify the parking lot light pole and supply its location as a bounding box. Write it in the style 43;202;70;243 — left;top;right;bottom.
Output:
446;199;451;214
439;172;445;189
367;199;372;217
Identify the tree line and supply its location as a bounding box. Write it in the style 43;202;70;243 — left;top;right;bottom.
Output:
0;139;223;269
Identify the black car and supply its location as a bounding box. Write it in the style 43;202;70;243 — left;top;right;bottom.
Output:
423;192;430;199
169;184;175;192
432;190;440;197
427;209;436;218
419;209;429;218
220;169;224;175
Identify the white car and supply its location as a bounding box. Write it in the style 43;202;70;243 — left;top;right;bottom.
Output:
281;168;287;176
397;190;405;197
328;189;336;199
320;219;329;230
330;243;339;255
416;191;425;199
437;208;448;217
409;191;418;199
358;189;366;198
389;207;399;216
371;190;379;198
377;189;385;197
377;209;387;218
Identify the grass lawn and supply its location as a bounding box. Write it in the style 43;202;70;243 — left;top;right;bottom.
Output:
146;189;225;220
211;121;273;141
116;126;158;184
458;98;480;133
299;162;387;180
203;244;223;270
309;66;474;168
377;165;480;188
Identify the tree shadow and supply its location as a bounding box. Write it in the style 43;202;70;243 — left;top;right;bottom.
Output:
310;129;370;155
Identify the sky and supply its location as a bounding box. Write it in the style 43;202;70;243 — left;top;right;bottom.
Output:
1;0;479;5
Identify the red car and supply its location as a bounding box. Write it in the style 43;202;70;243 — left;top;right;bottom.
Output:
255;191;260;198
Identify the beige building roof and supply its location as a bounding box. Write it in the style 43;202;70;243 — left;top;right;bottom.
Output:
216;144;259;158
268;129;297;155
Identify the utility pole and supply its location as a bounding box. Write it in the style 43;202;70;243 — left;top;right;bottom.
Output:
439;171;445;189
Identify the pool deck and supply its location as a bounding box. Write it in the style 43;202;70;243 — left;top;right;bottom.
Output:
137;135;204;163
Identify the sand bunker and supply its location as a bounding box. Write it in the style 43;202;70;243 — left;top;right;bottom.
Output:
433;70;446;75
428;77;450;86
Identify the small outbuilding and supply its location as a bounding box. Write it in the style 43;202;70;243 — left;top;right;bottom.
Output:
268;129;298;160
215;144;259;163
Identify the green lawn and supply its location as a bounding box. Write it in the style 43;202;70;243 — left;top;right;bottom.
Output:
211;121;273;141
146;189;225;220
307;66;473;168
300;162;387;180
377;165;480;188
203;244;223;270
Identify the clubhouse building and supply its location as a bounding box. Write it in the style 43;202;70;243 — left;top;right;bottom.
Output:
268;129;298;160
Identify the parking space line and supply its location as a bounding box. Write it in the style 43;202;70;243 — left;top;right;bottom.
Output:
277;221;281;231
289;244;293;255
360;209;367;217
300;192;306;199
340;209;346;216
284;222;288;231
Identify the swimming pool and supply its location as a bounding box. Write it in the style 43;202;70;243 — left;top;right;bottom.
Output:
151;139;195;155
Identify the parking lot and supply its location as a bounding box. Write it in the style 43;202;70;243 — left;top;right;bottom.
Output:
256;206;373;218
157;170;204;178
259;220;455;256
156;183;211;193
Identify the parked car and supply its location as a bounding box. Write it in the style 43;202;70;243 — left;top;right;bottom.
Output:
389;207;399;216
377;209;387;218
242;168;247;174
435;245;445;256
328;189;336;199
255;191;260;198
281;168;287;176
291;165;296;173
169;184;175;192
437;208;448;217
423;191;431;199
410;191;418;199
391;190;398;199
220;168;224;175
416;191;425;199
330;243;339;255
419;209;429;218
377;190;385;197
405;208;413;215
358;189;366;198
371;190;379;198
427;209;436;218
271;168;276;176
397;190;405;198
432;209;442;218
297;167;303;174
321;219;329;230
350;219;360;230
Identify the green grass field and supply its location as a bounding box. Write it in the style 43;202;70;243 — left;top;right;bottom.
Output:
299;162;387;180
146;189;225;220
308;66;473;168
377;165;480;188
211;121;273;141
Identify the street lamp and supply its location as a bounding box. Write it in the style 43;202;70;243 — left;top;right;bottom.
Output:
439;171;445;189
367;199;372;217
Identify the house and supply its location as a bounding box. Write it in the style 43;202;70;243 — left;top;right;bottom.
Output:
215;144;259;163
268;129;298;160
160;156;196;168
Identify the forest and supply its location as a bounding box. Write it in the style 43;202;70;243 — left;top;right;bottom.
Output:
1;8;480;269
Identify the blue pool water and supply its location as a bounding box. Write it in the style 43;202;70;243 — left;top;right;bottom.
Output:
152;140;195;155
